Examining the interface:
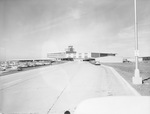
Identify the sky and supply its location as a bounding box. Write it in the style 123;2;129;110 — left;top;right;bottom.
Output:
0;0;150;60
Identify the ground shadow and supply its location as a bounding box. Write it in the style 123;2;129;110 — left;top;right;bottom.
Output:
142;77;150;84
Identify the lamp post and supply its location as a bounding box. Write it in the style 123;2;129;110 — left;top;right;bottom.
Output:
132;0;142;84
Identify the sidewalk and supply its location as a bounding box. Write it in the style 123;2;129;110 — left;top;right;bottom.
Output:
103;65;141;96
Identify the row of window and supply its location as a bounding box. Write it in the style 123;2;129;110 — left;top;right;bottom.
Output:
66;53;88;59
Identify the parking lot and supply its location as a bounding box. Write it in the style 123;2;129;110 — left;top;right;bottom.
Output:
0;60;64;76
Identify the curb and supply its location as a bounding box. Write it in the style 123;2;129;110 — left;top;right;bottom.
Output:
103;65;141;96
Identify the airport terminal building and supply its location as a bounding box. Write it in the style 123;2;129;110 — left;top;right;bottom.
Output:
47;46;116;61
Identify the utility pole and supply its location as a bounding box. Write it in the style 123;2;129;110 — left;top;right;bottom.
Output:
132;0;142;84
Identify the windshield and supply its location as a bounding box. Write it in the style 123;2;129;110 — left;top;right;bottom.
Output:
0;0;150;114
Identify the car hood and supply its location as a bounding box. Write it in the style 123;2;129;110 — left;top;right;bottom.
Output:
74;96;150;114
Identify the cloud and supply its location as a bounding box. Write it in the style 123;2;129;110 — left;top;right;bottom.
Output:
1;0;150;60
118;26;134;39
115;21;150;57
69;9;82;19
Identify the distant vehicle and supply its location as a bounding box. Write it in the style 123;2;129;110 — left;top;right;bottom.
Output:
18;60;35;68
43;62;51;65
61;58;74;61
34;59;52;66
94;61;101;65
123;59;131;63
10;65;22;71
89;60;95;63
27;62;36;67
0;66;6;71
0;63;9;71
18;67;22;71
83;58;95;61
18;63;28;68
35;61;44;66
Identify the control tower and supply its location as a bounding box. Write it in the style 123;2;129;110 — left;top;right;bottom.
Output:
65;46;76;54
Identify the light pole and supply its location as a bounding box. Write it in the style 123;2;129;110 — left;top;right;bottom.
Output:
132;0;142;84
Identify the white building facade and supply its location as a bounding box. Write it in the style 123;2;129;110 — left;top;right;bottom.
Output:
47;46;116;60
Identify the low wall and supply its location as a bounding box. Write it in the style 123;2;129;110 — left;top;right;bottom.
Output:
95;56;123;63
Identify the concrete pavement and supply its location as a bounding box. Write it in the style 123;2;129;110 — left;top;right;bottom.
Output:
0;61;139;114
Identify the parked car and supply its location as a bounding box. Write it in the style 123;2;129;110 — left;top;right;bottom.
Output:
89;60;96;64
94;61;101;65
0;66;6;71
18;62;28;68
43;61;52;65
10;65;22;71
35;61;44;66
27;62;36;67
123;59;131;63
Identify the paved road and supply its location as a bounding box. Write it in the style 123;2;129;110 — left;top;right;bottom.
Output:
0;61;137;114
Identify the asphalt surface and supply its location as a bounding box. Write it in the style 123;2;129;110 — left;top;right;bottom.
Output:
0;61;138;114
